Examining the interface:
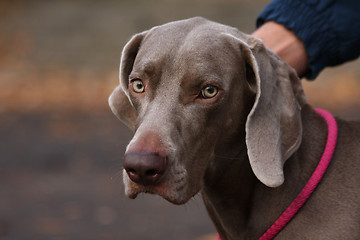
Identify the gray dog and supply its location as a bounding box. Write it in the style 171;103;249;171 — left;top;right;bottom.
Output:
109;17;360;239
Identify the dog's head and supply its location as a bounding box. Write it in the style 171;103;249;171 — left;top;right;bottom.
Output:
109;17;306;204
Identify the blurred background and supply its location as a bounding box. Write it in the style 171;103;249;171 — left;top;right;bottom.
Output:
0;0;359;239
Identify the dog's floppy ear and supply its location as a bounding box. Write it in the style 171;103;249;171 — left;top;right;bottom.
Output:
109;31;148;131
224;33;306;187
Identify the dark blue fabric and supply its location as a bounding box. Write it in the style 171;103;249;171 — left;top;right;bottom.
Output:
257;0;360;79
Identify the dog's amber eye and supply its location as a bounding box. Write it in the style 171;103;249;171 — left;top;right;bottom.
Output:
132;80;145;93
201;85;218;99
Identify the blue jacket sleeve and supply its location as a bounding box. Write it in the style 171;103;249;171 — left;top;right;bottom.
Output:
257;0;360;79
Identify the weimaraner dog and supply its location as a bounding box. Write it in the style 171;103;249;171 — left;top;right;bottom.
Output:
109;17;360;239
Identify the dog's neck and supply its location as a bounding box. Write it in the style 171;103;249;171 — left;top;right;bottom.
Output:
202;147;256;239
201;105;328;240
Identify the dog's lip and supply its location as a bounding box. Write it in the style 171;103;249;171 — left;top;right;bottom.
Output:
123;163;195;205
126;187;156;199
125;181;192;205
126;183;165;198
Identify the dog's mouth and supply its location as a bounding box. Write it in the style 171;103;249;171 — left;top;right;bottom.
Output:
123;168;197;205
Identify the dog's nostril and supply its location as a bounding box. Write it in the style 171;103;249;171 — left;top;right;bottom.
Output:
127;168;137;175
145;169;159;176
123;153;168;186
125;168;139;180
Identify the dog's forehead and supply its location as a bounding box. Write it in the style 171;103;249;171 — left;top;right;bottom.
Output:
134;18;243;77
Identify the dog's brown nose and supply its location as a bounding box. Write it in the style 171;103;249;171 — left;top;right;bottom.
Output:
123;153;168;186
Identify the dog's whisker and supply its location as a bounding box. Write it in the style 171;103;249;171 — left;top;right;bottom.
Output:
175;184;186;192
172;177;186;184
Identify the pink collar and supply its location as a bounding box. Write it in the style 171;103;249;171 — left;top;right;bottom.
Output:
218;108;338;240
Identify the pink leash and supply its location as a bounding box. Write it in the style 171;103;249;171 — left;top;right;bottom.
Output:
218;108;338;240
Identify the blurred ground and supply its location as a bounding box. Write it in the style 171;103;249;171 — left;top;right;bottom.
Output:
0;0;359;240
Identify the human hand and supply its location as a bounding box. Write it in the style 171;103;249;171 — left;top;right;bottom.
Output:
252;21;308;77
